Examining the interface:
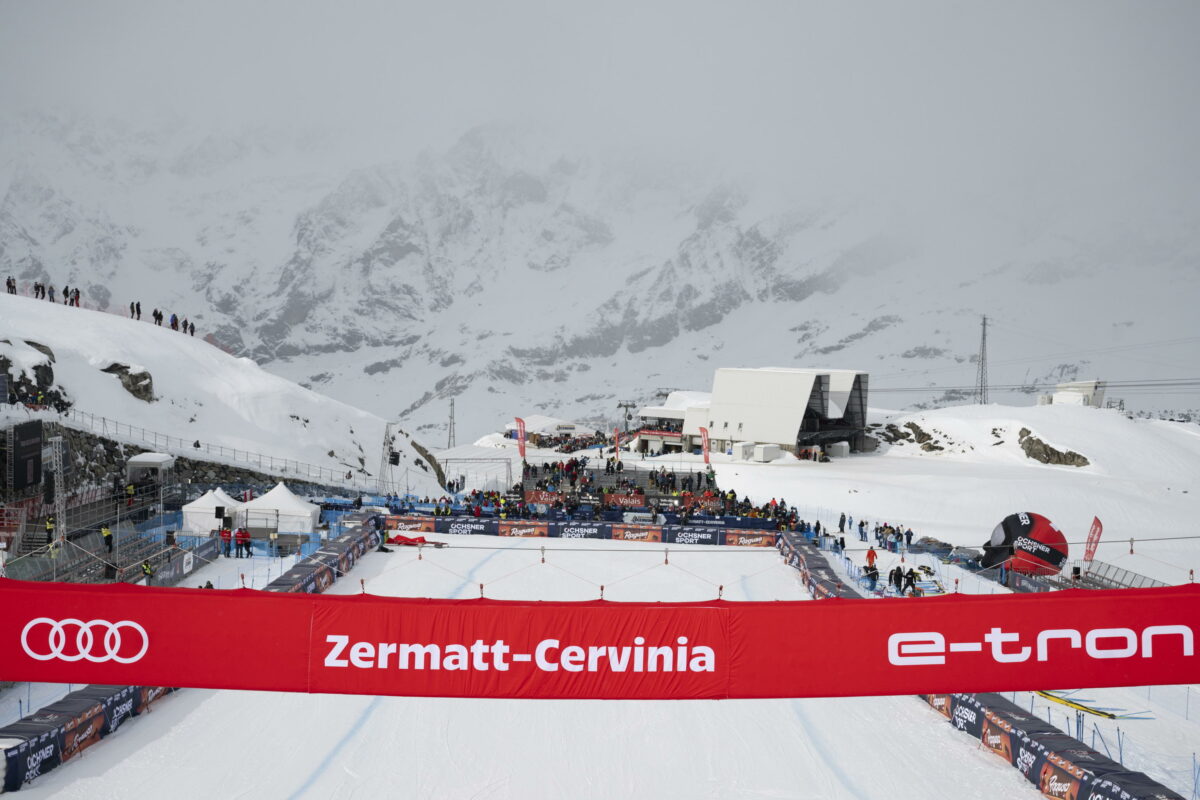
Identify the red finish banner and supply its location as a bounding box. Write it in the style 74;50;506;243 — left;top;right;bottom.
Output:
2;579;1198;699
515;417;526;459
700;426;710;465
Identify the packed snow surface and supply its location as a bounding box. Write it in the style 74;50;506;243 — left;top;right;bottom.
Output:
18;536;1040;800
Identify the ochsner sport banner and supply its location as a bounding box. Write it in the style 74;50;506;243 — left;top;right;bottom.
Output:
1;579;1197;700
515;417;527;459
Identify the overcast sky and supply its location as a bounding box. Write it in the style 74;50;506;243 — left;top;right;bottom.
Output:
2;1;1198;223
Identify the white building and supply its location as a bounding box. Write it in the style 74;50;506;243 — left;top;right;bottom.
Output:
636;391;710;454
635;368;869;455
1037;380;1106;408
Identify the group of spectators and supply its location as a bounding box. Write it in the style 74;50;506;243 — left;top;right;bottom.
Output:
523;457;593;492
3;277;199;338
217;526;253;557
646;467;715;493
131;302;196;336
10;278;82;306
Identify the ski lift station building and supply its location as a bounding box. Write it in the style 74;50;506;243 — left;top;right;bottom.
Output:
636;368;869;456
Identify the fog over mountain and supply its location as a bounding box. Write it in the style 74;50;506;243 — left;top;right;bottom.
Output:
1;1;1198;439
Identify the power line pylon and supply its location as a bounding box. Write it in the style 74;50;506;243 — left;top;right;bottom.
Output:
976;314;989;404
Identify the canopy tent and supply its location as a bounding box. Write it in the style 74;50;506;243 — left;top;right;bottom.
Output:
180;488;243;535
125;452;176;483
236;482;321;533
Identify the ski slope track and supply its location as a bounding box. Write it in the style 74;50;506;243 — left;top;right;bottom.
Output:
17;537;1038;800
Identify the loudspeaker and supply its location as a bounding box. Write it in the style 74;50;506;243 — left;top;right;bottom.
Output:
222;516;233;528
388;451;400;466
43;474;55;503
1072;566;1081;578
215;506;225;519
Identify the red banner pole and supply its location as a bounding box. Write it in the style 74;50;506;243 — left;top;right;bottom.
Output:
1084;516;1103;563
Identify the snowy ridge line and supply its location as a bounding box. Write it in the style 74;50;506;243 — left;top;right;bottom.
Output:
57;408;367;490
0;521;380;793
780;534;1187;799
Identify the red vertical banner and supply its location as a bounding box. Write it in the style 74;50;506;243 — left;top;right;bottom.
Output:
700;426;710;465
613;427;621;461
1084;516;1103;562
515;417;527;459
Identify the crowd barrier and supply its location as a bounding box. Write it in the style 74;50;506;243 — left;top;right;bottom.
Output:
922;693;1183;800
0;518;378;791
152;537;221;587
0;684;177;792
381;515;778;547
776;531;1184;799
263;516;378;594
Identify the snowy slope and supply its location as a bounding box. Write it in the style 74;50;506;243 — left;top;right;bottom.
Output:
2;116;1197;441
16;537;1039;800
0;293;444;495
710;404;1200;585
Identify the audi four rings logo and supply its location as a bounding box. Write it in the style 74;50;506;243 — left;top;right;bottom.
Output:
21;618;149;664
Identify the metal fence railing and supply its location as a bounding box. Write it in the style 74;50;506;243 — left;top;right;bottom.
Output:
60;408;365;488
1077;560;1169;589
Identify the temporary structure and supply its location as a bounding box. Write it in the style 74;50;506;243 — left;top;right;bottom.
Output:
236;482;321;533
180;488;243;535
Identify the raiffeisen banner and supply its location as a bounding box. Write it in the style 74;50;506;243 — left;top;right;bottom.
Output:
1;579;1197;699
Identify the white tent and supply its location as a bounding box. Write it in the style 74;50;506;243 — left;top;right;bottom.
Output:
237;482;321;533
180;488;243;535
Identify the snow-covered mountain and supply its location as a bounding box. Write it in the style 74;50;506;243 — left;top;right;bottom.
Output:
2;114;1198;441
0;294;445;496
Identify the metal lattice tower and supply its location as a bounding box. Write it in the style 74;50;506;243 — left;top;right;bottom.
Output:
48;435;67;541
378;422;395;495
447;399;456;449
3;426;13;491
975;314;989;404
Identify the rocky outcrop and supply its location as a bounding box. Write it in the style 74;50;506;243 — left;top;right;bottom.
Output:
408;439;445;488
101;363;155;402
1018;428;1090;467
0;340;71;410
52;424;348;499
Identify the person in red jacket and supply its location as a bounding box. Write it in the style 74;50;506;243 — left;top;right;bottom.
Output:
865;546;878;568
219;527;232;558
235;527;251;558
